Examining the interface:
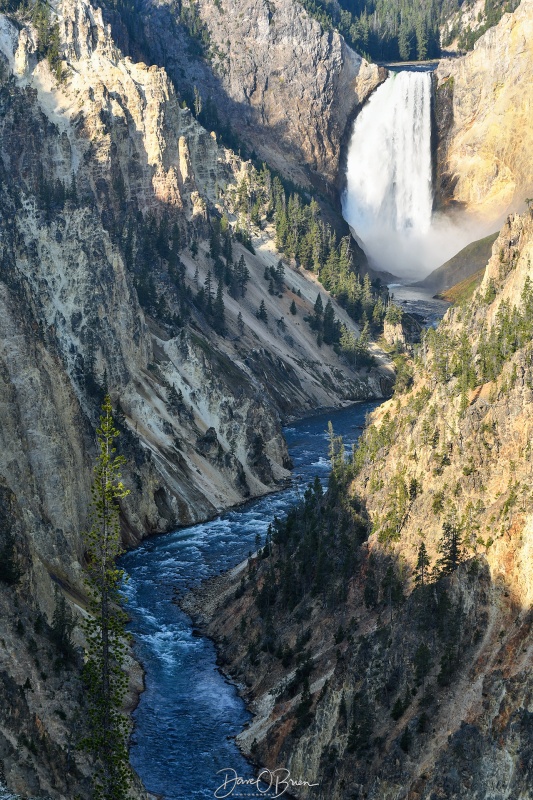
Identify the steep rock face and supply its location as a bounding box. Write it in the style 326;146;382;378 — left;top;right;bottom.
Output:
0;0;392;794
435;0;533;224
191;212;533;799
131;0;384;191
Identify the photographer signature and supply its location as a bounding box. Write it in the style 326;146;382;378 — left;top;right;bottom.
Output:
214;767;319;798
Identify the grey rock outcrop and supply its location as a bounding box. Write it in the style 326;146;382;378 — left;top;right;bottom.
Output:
130;0;385;191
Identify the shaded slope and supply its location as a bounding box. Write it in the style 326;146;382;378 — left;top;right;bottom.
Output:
191;211;533;799
415;231;498;293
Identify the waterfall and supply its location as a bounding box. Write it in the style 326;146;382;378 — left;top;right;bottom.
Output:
342;69;436;279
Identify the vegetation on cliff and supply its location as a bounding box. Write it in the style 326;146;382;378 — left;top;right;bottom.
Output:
296;0;519;62
81;396;132;800
199;212;533;799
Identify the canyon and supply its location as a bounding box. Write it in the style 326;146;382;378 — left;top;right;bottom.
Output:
0;0;390;794
0;0;533;797
193;212;533;800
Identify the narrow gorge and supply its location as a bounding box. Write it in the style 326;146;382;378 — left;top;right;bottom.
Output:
0;0;532;798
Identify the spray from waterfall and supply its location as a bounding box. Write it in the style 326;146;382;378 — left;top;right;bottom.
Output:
342;69;485;281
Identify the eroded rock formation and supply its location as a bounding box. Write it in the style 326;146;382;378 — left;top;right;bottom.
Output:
435;0;533;225
120;0;385;192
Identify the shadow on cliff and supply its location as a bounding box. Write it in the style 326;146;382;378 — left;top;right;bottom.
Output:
99;0;371;226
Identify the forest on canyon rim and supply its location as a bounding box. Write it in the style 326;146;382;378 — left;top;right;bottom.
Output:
0;0;532;798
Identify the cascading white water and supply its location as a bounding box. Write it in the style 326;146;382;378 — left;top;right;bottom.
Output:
343;69;442;279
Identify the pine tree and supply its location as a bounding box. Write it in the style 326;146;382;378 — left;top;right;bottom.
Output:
275;259;285;292
290;300;297;315
237;311;244;336
413;541;430;588
236;255;250;297
327;422;344;471
204;270;213;314
167;384;184;416
415;19;428;61
209;218;221;261
340;324;357;366
398;20;411;60
347;691;373;753
323;299;337;345
213;280;226;335
437;520;464;577
80;396;132;800
257;300;268;323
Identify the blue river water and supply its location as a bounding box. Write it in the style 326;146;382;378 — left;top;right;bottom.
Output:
121;403;377;800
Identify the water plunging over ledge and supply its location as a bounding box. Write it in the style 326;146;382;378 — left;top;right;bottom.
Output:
342;68;484;281
121;404;377;799
342;69;433;279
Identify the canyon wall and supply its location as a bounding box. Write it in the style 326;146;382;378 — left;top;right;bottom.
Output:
0;0;392;794
435;0;533;226
195;211;533;799
117;0;385;192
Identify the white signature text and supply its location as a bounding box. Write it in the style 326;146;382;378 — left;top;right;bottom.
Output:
214;767;319;798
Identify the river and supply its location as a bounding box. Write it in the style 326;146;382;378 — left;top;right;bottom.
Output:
121;402;378;800
388;283;450;327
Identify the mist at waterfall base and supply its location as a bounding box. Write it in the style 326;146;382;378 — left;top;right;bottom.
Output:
342;69;486;281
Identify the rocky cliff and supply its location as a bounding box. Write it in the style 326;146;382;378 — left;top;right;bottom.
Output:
192;211;533;798
0;0;392;794
435;0;533;226
108;0;385;193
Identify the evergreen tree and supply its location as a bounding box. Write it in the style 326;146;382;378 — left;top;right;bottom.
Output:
290;300;297;315
437;520;464;576
347;691;373;753
413;541;430;587
340;324;357;366
223;228;233;263
323;299;337;345
275;260;285;292
69;173;78;205
398;20;411;60
415;18;428;60
236;255;250;297
204;271;213;314
167;384;184;416
209;218;221;261
257;300;268;323
237;311;245;336
213;280;226;335
80;396;132;800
